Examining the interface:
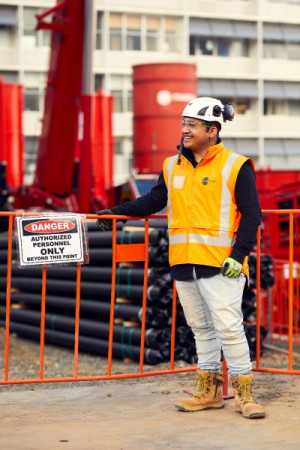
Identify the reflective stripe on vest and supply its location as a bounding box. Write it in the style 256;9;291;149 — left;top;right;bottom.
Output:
169;232;235;247
219;152;239;233
166;155;178;226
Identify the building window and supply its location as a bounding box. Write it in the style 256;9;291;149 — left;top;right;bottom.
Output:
0;71;18;82
217;39;230;57
288;100;300;116
165;17;180;52
25;136;39;185
220;98;251;115
108;13;180;53
146;16;160;51
231;40;249;57
190;37;250;57
0;5;17;48
263;41;285;59
96;11;103;49
111;89;132;113
287;43;300;60
23;7;39;47
264;100;286;115
234;99;251;115
0;25;16;47
24;87;40;111
263;41;300;60
114;138;123;155
199;39;214;55
23;71;46;112
109;13;122;50
126;15;141;51
127;90;132;112
112;90;123;112
264;99;300;116
23;7;50;48
110;75;132;113
94;74;103;91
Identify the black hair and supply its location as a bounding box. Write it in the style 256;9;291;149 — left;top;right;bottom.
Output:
203;120;221;132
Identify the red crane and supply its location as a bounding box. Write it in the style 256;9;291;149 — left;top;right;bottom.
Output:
21;0;114;213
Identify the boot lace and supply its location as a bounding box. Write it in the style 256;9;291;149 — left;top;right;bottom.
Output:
239;382;257;404
192;375;209;398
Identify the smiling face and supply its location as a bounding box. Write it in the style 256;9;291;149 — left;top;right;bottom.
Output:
181;117;219;161
181;118;209;150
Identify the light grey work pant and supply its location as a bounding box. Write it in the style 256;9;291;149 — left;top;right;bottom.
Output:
175;271;252;378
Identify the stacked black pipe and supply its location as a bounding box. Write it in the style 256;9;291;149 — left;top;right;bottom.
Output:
242;253;273;359
0;219;193;364
0;220;271;365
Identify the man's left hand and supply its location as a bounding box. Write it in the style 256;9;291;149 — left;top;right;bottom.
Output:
221;257;242;278
96;209;114;232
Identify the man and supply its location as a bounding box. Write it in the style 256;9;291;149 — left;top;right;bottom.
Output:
96;97;265;419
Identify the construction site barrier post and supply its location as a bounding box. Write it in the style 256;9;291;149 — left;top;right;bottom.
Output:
1;210;300;388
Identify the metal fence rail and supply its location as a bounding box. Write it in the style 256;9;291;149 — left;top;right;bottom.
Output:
0;210;300;391
255;210;300;375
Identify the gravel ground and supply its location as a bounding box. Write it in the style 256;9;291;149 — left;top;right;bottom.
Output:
2;329;300;449
1;327;299;391
0;328;194;390
0;328;141;389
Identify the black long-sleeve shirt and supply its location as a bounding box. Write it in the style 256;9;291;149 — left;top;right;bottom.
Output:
111;144;262;281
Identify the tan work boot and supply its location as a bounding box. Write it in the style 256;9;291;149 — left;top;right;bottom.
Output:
231;374;265;419
175;370;224;412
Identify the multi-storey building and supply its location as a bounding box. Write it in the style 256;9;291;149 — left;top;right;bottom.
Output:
1;0;300;186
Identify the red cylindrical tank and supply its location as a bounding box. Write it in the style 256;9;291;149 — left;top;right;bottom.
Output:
132;63;197;174
0;78;24;188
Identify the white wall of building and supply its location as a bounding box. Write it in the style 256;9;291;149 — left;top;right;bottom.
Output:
0;0;300;184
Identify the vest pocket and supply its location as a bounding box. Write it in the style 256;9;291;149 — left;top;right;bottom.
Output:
172;175;186;190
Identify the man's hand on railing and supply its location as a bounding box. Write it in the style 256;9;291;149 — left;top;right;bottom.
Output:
96;209;114;232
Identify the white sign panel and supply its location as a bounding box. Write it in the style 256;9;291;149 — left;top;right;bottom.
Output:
16;214;84;266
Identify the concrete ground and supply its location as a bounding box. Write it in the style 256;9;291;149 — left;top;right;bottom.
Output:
1;371;300;449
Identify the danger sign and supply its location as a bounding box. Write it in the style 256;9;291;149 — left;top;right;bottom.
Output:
16;214;85;267
24;220;76;233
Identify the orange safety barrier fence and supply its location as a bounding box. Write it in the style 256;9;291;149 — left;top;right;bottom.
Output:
0;210;300;391
260;259;300;347
0;212;197;387
255;209;300;375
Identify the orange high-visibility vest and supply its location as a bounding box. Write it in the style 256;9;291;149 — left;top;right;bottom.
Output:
163;141;254;276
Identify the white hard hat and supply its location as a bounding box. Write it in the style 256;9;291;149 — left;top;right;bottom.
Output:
182;97;234;128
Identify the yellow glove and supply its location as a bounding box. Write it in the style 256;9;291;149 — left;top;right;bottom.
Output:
221;257;242;278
